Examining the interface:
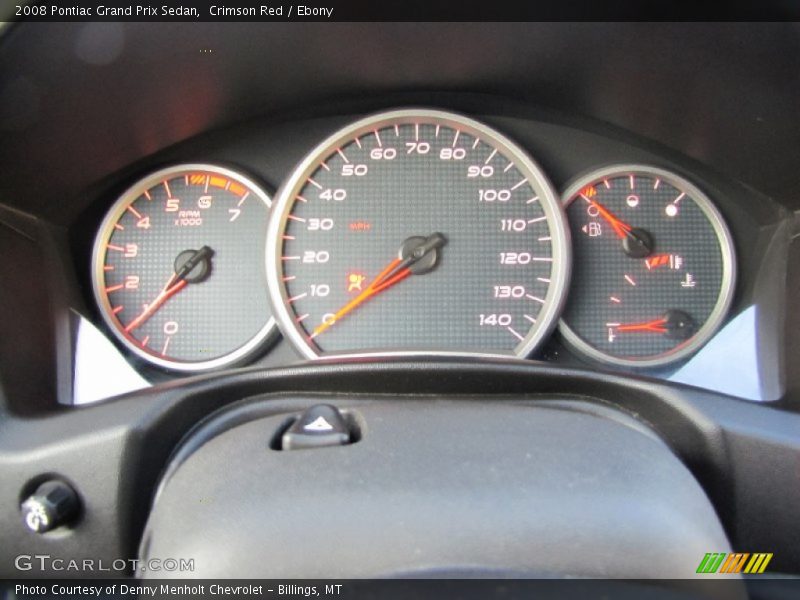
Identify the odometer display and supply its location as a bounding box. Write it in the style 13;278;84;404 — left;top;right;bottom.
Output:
267;109;570;358
92;164;276;371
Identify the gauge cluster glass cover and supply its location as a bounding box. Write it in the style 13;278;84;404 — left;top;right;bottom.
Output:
266;109;572;359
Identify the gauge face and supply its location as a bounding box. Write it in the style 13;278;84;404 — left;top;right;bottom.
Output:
267;109;570;359
558;165;735;368
92;164;277;371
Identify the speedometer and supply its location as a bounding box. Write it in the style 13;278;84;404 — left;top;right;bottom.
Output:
266;109;570;358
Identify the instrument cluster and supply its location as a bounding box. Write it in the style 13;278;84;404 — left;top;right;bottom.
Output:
89;108;737;374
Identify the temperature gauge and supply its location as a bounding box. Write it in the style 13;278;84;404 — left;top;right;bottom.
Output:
558;165;736;368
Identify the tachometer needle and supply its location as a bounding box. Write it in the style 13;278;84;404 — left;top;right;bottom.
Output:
123;245;214;333
311;233;447;338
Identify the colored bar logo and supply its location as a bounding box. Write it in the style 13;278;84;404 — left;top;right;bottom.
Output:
696;552;773;574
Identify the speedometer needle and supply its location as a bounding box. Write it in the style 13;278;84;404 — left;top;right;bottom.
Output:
124;245;214;333
311;233;447;338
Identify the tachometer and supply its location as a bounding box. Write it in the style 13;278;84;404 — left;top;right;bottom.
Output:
558;165;736;368
266;109;570;358
92;164;277;371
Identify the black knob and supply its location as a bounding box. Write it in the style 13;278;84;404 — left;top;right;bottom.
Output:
20;480;80;533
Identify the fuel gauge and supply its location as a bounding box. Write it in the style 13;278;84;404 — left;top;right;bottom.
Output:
558;165;736;368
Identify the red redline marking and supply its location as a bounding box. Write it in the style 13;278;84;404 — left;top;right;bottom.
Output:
107;244;125;252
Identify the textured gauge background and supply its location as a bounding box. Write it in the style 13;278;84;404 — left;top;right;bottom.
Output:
267;109;570;358
559;165;735;367
92;164;276;371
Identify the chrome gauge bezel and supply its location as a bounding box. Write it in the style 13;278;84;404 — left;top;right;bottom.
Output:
91;163;278;372
266;108;572;360
557;164;737;369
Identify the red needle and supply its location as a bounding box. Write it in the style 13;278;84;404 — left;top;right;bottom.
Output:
580;194;633;239
615;317;669;334
311;232;446;338
311;258;411;338
124;274;187;333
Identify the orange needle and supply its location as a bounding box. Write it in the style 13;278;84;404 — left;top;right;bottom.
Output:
311;258;411;338
615;317;668;333
580;194;633;239
124;274;188;333
311;233;447;338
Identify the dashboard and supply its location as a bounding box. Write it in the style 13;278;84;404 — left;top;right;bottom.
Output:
1;21;800;582
70;102;776;402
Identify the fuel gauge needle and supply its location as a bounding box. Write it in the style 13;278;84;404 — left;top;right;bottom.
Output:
311;233;446;338
580;194;654;258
